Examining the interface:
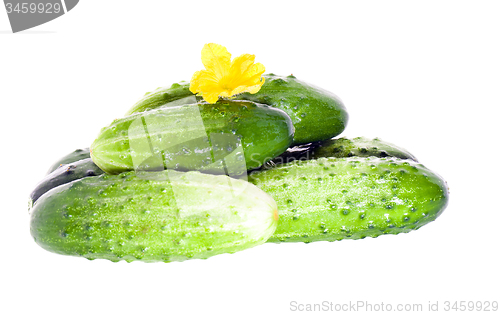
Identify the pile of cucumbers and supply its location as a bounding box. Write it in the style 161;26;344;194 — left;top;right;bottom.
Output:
29;74;449;263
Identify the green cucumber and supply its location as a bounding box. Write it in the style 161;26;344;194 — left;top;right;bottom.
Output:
91;100;294;175
46;148;91;174
125;81;198;116
30;170;278;262
34;137;414;210
30;158;104;208
266;137;417;168
124;74;348;145
248;157;448;243
236;74;348;145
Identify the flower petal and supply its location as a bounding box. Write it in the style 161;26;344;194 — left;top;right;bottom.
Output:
229;85;249;96
201;43;231;81
245;77;266;94
230;54;256;78
191;44;266;103
189;70;204;94
203;92;220;104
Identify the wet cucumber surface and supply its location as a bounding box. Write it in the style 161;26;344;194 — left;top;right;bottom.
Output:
30;158;104;207
46;148;91;174
38;137;415;207
125;81;197;116
266;136;417;168
249;157;448;243
92;100;294;175
236;74;348;145
30;170;278;262
125;74;348;145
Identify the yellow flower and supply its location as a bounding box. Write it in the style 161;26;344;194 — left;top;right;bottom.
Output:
190;43;265;104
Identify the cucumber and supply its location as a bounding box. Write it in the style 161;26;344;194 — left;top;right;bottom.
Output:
248;157;448;243
30;158;104;208
34;137;414;210
266;137;417;168
46;148;91;174
125;81;199;116
124;74;348;145
91;100;294;175
30;170;278;262
236;74;348;145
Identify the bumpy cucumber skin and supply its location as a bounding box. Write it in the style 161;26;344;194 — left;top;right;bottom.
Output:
124;74;348;145
236;74;348;145
125;81;199;116
30;158;104;207
30;171;278;262
248;157;448;243
35;137;414;209
91;100;294;175
266;137;417;168
46;148;91;174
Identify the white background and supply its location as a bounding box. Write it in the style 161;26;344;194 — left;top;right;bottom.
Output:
1;1;499;314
